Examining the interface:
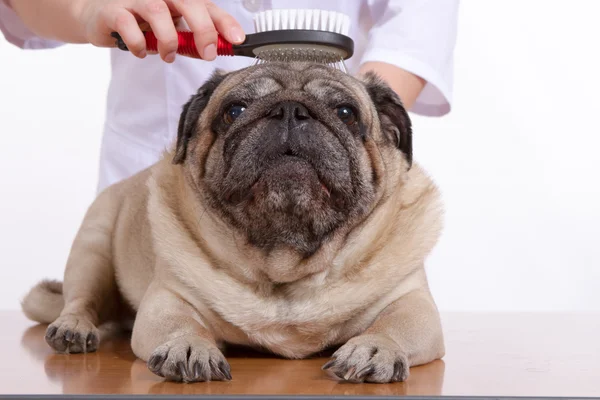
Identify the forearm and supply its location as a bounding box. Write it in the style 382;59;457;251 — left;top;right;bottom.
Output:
7;0;88;43
359;61;425;109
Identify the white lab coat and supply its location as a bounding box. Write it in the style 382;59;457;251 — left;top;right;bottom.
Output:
0;0;460;192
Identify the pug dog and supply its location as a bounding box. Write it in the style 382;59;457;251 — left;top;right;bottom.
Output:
21;62;445;384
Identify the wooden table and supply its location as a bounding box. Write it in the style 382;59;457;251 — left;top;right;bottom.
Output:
1;310;599;398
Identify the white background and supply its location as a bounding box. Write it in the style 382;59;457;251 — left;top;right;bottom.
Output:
0;1;599;311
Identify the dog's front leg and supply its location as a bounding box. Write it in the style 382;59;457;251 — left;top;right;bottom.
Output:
323;284;444;383
131;280;231;383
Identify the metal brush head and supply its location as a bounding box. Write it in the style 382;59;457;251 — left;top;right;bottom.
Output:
252;44;348;72
237;29;352;72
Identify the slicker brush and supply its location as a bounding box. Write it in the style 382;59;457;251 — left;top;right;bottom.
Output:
111;9;354;72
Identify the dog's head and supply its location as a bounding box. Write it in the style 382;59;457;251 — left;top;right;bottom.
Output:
173;63;412;257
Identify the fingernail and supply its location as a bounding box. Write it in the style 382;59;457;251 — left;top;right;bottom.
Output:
139;49;147;58
165;51;176;63
203;44;217;61
229;27;245;43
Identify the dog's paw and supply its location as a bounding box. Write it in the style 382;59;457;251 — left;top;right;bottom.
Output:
45;314;99;353
322;334;409;383
147;335;231;383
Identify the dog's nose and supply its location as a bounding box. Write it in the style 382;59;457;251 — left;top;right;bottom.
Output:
268;101;311;125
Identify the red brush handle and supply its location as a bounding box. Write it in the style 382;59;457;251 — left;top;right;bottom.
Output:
143;30;234;58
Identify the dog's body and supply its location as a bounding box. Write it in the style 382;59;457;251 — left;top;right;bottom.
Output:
22;63;445;383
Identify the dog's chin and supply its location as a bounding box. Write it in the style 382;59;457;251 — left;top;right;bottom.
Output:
250;156;336;212
217;156;351;256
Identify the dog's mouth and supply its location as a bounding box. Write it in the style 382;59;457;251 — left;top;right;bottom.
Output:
281;149;331;197
224;152;338;208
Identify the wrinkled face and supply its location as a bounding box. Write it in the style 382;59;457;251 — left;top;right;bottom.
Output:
173;63;412;256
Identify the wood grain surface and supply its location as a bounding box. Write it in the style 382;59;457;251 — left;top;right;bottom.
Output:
1;311;599;397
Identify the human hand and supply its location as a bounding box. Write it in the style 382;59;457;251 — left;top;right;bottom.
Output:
78;0;245;62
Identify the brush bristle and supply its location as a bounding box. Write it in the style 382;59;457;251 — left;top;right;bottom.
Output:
253;9;351;36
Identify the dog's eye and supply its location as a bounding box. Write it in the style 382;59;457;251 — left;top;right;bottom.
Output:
224;104;247;124
336;106;357;126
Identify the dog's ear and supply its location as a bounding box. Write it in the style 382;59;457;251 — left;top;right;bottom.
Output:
362;71;413;168
173;69;228;164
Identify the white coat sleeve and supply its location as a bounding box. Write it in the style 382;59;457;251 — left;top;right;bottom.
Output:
0;0;64;49
361;0;460;116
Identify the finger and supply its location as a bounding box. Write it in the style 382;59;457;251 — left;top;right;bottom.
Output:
169;0;218;61
97;4;146;58
135;0;179;62
204;1;245;44
107;8;146;58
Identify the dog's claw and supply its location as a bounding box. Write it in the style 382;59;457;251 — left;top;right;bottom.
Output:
322;358;336;370
324;334;409;383
45;315;99;353
147;335;231;383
